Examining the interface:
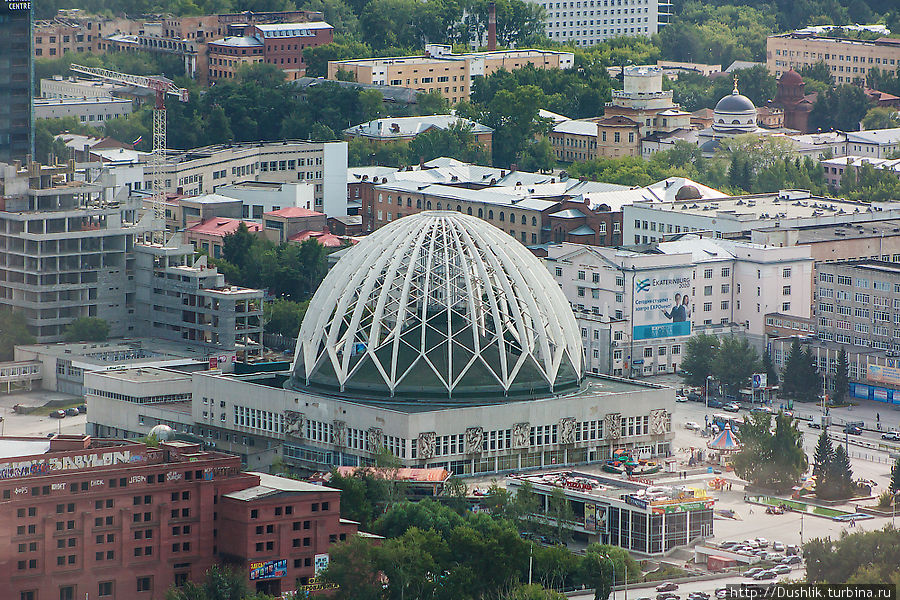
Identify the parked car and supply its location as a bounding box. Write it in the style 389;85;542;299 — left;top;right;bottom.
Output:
684;421;701;431
676;395;688;403
707;399;724;408
751;406;773;414
688;593;710;600
772;565;792;575
656;583;679;592
686;392;701;402
756;538;769;548
785;544;800;555
808;421;821;429
754;571;777;580
772;541;785;552
720;541;739;549
65;407;79;416
843;425;862;435
77;404;87;414
716;589;729;599
882;431;900;441
743;540;760;549
724;402;741;413
656;594;678;600
783;555;802;565
743;568;763;578
50;409;66;419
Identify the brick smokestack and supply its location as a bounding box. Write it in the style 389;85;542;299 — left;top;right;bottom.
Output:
488;1;497;51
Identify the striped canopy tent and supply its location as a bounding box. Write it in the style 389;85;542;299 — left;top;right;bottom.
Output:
707;422;742;453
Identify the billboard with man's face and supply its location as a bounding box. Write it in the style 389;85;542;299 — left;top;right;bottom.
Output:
632;270;692;341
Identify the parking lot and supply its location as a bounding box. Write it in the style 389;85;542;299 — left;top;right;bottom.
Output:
0;390;87;438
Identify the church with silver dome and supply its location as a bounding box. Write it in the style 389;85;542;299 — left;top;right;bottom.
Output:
94;212;674;476
695;75;794;153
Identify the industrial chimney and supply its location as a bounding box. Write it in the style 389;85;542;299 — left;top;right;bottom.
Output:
487;1;497;51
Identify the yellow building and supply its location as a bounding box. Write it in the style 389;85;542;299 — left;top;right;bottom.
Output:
767;32;900;84
328;44;575;103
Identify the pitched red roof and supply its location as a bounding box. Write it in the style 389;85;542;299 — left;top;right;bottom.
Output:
288;229;345;247
187;218;263;237
264;207;325;218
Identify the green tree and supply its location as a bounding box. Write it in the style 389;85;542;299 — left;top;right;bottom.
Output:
712;336;760;395
823;445;854;499
264;299;309;338
679;333;720;388
63;317;110;342
546;487;574;544
805;526;900;584
762;349;778;388
732;412;807;491
890;456;900;494
416;88;451;116
508;584;567;600
519;138;556;173
320;535;384;600
833;348;849;404
812;431;833;480
0;309;35;361
302;37;373;78
862;107;900;130
809;85;872;132
781;338;818;402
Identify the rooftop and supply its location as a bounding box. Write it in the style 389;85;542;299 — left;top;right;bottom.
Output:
632;190;899;222
34;97;132;106
752;218;900;244
186;218;264;237
209;35;262;47
845;127;900;145
824;259;900;275
251;21;332;35
221;472;336;501
91;366;192;384
344;115;492;139
264;206;324;218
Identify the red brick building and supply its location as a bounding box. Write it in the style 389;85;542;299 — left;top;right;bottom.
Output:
1;435;358;600
208;21;333;82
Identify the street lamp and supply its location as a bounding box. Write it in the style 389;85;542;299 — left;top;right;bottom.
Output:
706;375;714;409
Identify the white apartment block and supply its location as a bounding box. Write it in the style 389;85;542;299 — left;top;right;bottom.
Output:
215;181;316;219
525;0;666;47
149;140;348;217
33;96;133;126
624;190;900;243
546;237;813;376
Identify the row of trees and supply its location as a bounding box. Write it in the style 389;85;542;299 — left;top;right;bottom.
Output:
348;121;490;168
805;526;900;585
321;495;639;600
679;333;775;396
780;339;849;404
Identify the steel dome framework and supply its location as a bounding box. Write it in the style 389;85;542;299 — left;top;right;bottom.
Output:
291;211;583;400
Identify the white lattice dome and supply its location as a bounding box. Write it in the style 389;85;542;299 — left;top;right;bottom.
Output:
290;211;583;401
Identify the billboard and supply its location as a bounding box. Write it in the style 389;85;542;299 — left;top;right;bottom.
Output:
314;553;329;575
249;559;287;581
632;271;692;341
752;373;767;389
584;503;608;533
867;363;900;387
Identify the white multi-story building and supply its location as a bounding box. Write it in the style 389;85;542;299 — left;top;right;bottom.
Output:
215;180;316;219
525;0;668;47
151;140;348;217
624;190;900;243
33;96;133;126
547;236;813;376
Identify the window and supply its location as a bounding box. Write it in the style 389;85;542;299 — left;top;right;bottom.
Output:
782;285;791;296
721;267;730;277
703;302;712;312
782;268;791;278
643;347;653;358
704;285;712;296
137;577;152;592
782;302;791;312
703;269;713;279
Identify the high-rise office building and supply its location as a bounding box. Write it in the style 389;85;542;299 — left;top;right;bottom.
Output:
0;0;32;162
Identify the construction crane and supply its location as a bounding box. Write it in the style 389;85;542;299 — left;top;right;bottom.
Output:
70;64;189;241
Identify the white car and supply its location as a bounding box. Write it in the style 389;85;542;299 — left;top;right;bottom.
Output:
675;395;688;403
684;421;701;430
772;541;785;552
756;538;769;548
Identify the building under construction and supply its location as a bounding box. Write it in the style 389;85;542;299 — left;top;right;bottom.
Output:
0;159;263;358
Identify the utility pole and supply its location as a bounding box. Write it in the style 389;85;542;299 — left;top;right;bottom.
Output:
528;543;533;585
